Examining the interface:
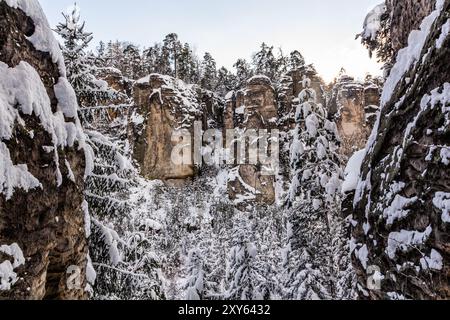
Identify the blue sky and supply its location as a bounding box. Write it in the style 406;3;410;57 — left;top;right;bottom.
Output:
39;0;383;83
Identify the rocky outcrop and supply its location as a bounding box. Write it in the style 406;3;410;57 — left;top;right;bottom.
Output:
329;75;381;157
98;68;133;99
0;1;89;300
131;74;204;185
225;76;277;208
351;0;450;300
278;67;326;129
387;0;435;54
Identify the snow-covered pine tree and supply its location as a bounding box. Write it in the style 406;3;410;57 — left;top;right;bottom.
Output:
162;33;182;78
330;214;358;300
141;44;161;75
357;3;393;73
178;43;201;84
56;4;116;107
252;43;278;80
251;207;284;300
201;52;217;91
276;48;289;80
56;5;165;298
183;239;224;301
233;58;253;89
215;67;235;97
225;215;265;300
82;106;166;300
122;44;143;79
283;75;343;300
289;50;306;71
184;248;206;300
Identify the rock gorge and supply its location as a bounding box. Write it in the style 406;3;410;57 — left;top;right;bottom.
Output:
1;0;449;301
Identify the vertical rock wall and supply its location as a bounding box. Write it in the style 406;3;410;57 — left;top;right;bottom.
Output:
351;0;450;300
0;0;89;300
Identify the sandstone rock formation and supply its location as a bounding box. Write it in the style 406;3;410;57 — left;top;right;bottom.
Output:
329;74;381;157
387;0;435;54
278;67;326;129
0;0;89;300
351;0;450;299
225;76;278;208
131;74;204;185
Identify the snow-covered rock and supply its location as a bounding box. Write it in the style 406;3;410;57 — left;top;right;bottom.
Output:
0;0;89;299
351;0;450;300
342;149;366;193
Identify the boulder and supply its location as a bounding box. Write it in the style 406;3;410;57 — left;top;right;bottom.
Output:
0;0;89;300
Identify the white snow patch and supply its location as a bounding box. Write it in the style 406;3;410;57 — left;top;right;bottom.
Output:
225;91;235;101
342;149;365;193
357;245;369;270
82;200;91;238
0;142;42;200
383;195;418;226
0;243;25;291
386;226;432;259
436;19;450;49
64;159;75;182
420;249;443;271
235;106;245;115
381;3;443;107
433;192;450;223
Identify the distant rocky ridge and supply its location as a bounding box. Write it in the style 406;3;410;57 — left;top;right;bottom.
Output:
123;67;381;209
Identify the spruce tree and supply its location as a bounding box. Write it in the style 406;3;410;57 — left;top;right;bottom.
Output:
162;33;182;78
289;50;306;71
252;43;278;80
233;58;253;89
178;43;199;84
201;52;217;91
184;248;206;300
283;75;343;300
122;44;143;79
225;216;264;300
56;3;116;107
215;67;235;97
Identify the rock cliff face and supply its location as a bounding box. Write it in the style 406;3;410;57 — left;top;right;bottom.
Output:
131;74;204;185
351;0;450;300
387;0;435;54
225;76;278;208
0;0;89;300
278;68;326;129
329;75;381;157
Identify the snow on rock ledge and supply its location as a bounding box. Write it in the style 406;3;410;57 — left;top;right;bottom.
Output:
342;149;365;194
